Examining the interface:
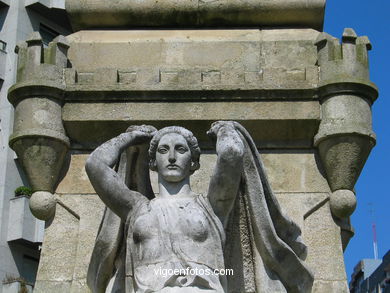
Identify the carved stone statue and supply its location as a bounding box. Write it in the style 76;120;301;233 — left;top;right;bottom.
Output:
85;122;314;293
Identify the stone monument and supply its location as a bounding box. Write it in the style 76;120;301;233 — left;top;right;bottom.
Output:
7;0;378;292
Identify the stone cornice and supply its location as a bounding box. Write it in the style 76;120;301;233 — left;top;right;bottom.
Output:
66;0;325;31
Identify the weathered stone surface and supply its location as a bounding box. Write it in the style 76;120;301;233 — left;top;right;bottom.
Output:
33;280;72;293
311;30;378;248
58;195;105;292
63;101;319;122
262;151;330;193
314;29;377;200
11;97;67;141
10;137;68;192
33;194;104;293
8;34;71;225
29;191;57;221
304;194;347;286
315;29;376;88
316;94;374;139
11;33;68;93
63;101;320;149
64;29;319;96
9;95;69;194
34;203;79;292
57;154;95;194
66;0;325;30
312;280;349;293
329;189;357;219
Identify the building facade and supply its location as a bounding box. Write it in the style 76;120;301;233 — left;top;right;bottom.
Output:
350;251;390;293
0;1;70;291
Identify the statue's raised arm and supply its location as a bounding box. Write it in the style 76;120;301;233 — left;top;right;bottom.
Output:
85;125;156;221
207;121;244;227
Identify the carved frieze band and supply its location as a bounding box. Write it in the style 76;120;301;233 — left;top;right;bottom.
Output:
65;66;318;91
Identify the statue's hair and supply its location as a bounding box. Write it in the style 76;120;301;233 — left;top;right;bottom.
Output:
149;126;201;174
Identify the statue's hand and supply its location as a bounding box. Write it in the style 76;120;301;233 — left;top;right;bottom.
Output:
207;121;236;139
125;125;157;144
126;124;157;135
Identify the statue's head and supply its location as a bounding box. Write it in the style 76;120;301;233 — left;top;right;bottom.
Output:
149;126;200;182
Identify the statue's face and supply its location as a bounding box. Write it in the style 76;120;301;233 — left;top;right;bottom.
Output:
155;133;192;182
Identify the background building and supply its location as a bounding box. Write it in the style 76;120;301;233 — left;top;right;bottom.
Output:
0;1;71;291
350;250;390;293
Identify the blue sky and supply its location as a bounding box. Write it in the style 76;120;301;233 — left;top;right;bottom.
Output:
324;1;390;280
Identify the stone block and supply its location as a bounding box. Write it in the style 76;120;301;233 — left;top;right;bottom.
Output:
261;40;318;69
57;195;105;291
244;71;264;84
34;280;72;293
304;195;347;283
62;101;320;148
65;29;320;94
262;151;330;193
201;71;221;85
312;280;349;293
76;72;94;84
56;154;95;195
33;194;105;293
159;71;180;84
34;204;79;290
67;30;262;72
65;0;325;30
118;71;137;84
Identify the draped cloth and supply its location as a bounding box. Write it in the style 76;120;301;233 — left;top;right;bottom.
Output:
87;124;314;293
231;123;314;293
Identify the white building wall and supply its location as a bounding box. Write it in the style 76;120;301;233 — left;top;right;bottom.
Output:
0;1;70;291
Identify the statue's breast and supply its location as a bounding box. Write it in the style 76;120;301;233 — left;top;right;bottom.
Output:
133;197;211;243
131;196;219;264
132;211;159;244
174;201;210;243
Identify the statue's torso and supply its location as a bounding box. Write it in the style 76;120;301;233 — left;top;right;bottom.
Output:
127;194;226;292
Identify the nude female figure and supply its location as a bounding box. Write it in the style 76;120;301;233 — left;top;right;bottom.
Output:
85;121;244;293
